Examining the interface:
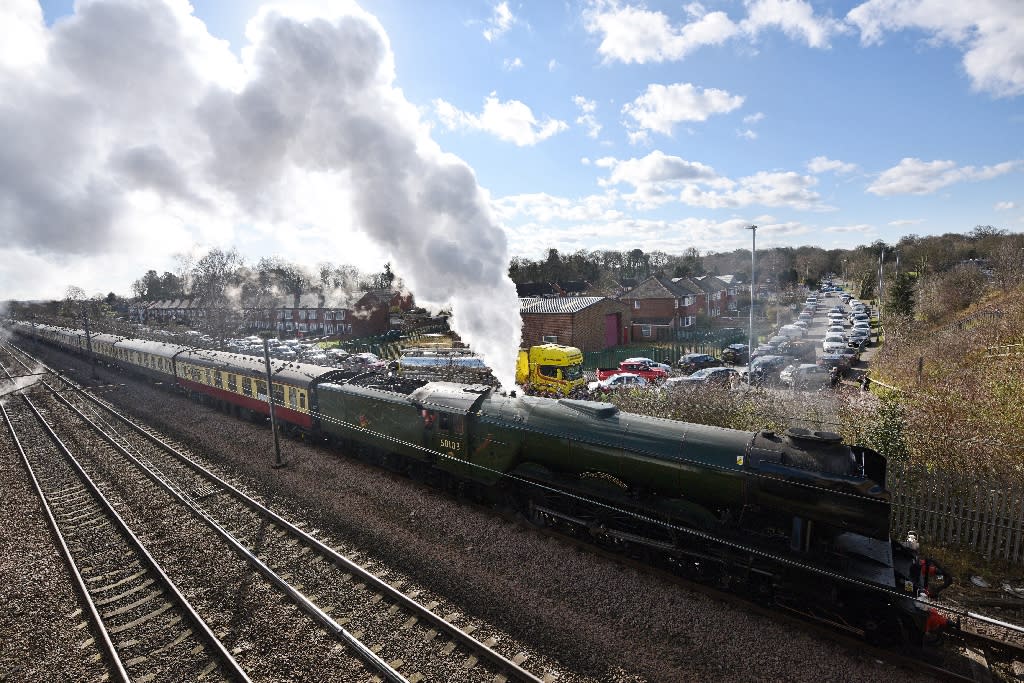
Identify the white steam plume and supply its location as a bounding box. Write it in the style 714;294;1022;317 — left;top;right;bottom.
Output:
0;0;522;387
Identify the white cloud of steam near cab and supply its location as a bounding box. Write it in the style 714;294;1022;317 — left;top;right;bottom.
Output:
0;0;522;388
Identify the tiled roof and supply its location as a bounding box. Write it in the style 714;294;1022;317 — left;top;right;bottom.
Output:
520;296;606;314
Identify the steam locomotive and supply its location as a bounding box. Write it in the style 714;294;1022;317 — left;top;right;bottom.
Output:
8;321;951;646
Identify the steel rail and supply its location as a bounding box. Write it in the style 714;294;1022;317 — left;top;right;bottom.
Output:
11;394;253;683
51;372;545;683
0;401;131;683
47;379;409;683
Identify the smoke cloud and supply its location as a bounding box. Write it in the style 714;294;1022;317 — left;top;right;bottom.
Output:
0;0;522;387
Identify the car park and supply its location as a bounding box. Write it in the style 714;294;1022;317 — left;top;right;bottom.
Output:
747;355;789;385
817;353;852;375
827;324;846;335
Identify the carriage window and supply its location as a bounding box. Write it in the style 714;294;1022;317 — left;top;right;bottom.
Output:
227;374;237;392
439;413;450;431
242;378;253;396
214;371;223;388
272;384;284;404
288;386;297;408
299;392;306;410
422;410;435;430
450;415;464;435
256;379;267;397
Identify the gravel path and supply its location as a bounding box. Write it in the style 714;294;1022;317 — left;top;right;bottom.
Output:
4;342;936;682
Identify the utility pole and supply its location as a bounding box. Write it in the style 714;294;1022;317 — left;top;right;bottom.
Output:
878;247;885;321
746;224;757;384
262;337;285;468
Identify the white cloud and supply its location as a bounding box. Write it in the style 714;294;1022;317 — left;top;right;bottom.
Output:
808;156;858;174
583;0;843;65
737;129;758;140
547;58;558;71
995;201;1016;210
503;56;523;71
743;111;765;124
867;157;1021;195
597;151;827;210
0;0;526;388
823;223;873;233
573;95;602;138
622;82;744;137
888;218;924;226
583;1;738;64
741;0;847;48
0;0;48;71
482;1;516;42
434;93;569;146
847;0;1024;97
581;157;591;165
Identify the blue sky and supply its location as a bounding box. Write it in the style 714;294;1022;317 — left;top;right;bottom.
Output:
5;0;1023;305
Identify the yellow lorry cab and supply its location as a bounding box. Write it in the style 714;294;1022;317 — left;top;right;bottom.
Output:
515;344;585;395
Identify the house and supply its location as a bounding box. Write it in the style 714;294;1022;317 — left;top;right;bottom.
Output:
619;275;706;341
693;275;736;317
520;296;630;352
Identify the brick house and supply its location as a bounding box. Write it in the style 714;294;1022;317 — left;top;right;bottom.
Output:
520;296;630;352
692;275;733;317
619;275;706;341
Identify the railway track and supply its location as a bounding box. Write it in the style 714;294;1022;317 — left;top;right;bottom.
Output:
0;396;249;683
1;340;552;683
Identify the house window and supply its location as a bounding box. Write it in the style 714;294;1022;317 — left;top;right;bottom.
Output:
729;302;738;311
286;322;294;330
683;296;694;306
337;310;346;320
326;324;334;334
299;310;307;320
633;300;640;309
683;316;695;327
542;335;558;343
324;311;333;320
641;325;652;338
298;323;308;332
674;299;679;308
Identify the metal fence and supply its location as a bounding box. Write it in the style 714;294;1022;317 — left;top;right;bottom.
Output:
890;467;1024;564
582;331;752;370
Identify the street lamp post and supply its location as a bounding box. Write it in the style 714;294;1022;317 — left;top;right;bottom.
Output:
746;225;757;383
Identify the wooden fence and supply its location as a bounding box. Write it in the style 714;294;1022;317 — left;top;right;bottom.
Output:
890;468;1024;564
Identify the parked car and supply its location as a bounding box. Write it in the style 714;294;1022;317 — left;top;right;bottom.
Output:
721;343;749;365
827;324;846;335
781;363;832;389
677;353;721;373
778;324;805;339
822;333;847;354
623;357;673;373
588;373;649;392
669;367;740;387
747;355;789;385
817;353;853;374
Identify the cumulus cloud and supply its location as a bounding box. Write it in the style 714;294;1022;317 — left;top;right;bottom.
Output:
502;56;523;71
867;157;1021;195
995;201;1016;210
573;95;602;138
808;156;858;174
889;218;924;226
846;0;1024;97
596;151;827;210
583;0;843;64
622;82;744;137
737;129;758;140
0;0;524;387
584;1;738;64
743;111;765;124
482;1;516;42
434;93;568;146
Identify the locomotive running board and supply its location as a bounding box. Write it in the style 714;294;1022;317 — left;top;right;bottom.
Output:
531;503;677;552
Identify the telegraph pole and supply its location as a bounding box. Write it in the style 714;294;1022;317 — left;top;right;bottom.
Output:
746;224;757;384
262;337;285;468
